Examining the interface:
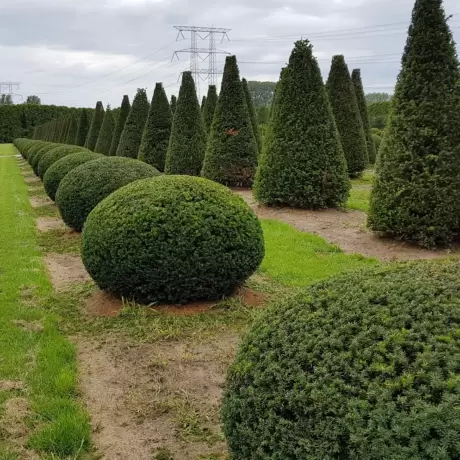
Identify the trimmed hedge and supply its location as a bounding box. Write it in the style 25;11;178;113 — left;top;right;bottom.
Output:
24;141;50;161
222;261;460;459
43;151;103;201
372;133;382;151
56;156;159;231
37;145;90;179
31;143;63;175
81;175;264;303
109;95;130;156
85;101;105;151
94;106;114;155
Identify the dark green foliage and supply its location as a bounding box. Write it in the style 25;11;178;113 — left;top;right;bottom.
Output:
222;260;460;460
24;141;50;162
369;0;460;247
43;151;103;201
116;89;150;158
82;175;264;303
56;157;159;231
138;83;172;171
202;57;258;186
109;95;130;156
85;102;105;151
327;55;368;176
372;133;382;150
59;116;71;143
31;143;62;175
242;78;262;156
201;95;207;112
202;85;218;134
170;95;177;114
66;113;78;145
94;107;114;155
352;69;376;164
164;72;206;175
246;81;276;107
75;109;90;147
254;41;349;208
37;145;90;179
256;106;270;125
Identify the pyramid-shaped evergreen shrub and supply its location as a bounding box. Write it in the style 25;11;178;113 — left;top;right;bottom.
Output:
66;113;78;145
202;85;218;134
164;72;206;175
201;95;207;113
138;83;172;171
170;95;177;115
242;77;262;156
85;101;105;151
368;0;460;247
352;69;376;164
116;89;149;158
94;106;115;155
202;56;258;186
109;95;130;156
75;109;90;147
254;40;350;208
327;55;368;176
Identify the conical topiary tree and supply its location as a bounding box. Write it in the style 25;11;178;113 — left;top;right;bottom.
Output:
242;77;262;156
368;0;460;247
116;89;150;158
201;95;207;113
94;106;115;155
170;95;177;115
75;109;90;147
351;69;376;164
254;40;350;208
202;85;218;134
202;56;258;186
138;82;172;171
109;95;130;156
327;55;368;176
85;101;105;151
164;72;206;175
66;113;78;145
60;116;71;143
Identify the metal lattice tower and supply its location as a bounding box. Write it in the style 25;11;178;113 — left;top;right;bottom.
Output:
0;81;23;103
173;26;231;97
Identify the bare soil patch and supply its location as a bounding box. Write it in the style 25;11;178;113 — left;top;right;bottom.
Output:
84;286;267;318
29;195;53;208
35;216;65;232
24;176;40;185
234;189;458;261
77;334;237;460
0;380;25;392
12;320;45;333
44;254;91;290
0;398;30;440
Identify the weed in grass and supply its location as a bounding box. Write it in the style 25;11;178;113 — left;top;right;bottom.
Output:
153;448;175;460
347;187;371;212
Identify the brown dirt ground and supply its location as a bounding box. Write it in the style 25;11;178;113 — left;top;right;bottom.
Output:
29;195;53;208
77;335;237;460
11;320;45;333
35;216;65;232
44;254;91;290
234;188;459;261
0;380;25;392
24;176;40;185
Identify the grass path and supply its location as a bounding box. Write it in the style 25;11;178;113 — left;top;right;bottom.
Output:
0;145;91;459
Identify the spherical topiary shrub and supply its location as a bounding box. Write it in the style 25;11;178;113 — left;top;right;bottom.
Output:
27;142;55;169
30;143;62;176
82;175;264;303
43;151;103;201
56;157;159;231
372;133;382;151
222;261;460;460
37;145;90;179
24;140;47;160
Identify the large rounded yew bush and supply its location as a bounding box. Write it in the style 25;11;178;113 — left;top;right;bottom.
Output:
81;175;264;303
56;156;159;231
222;261;460;460
37;145;90;179
43;151;103;201
30;143;62;175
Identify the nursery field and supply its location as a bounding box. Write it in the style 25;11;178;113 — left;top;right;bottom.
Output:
1;142;458;459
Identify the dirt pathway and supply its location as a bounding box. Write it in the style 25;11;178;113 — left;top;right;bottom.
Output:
234;189;458;261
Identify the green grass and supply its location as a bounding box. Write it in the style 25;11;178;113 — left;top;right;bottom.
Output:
351;169;374;186
0;145;91;459
347;187;371;212
260;219;377;286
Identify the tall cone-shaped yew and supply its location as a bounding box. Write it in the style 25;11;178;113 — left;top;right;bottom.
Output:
94;106;115;155
327;55;368;176
109;95;130;156
85;101;105;151
164;72;206;175
170;95;177;115
138;82;172;171
369;0;460;247
116;89;150;158
202;85;218;134
351;69;376;164
254;40;350;208
242;77;262;156
202;56;258;186
66;112;78;145
75;109;90;147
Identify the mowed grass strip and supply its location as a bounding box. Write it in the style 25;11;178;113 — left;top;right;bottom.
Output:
0;145;91;459
260;219;377;286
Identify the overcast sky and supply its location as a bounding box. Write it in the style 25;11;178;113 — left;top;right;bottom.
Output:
0;0;459;108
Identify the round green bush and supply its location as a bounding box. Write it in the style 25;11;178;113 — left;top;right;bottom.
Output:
43;151;103;201
222;261;460;459
37;145;90;179
30;143;62;175
82;175;264;303
24;141;48;159
27;142;54;166
372;133;382;151
56;157;159;231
